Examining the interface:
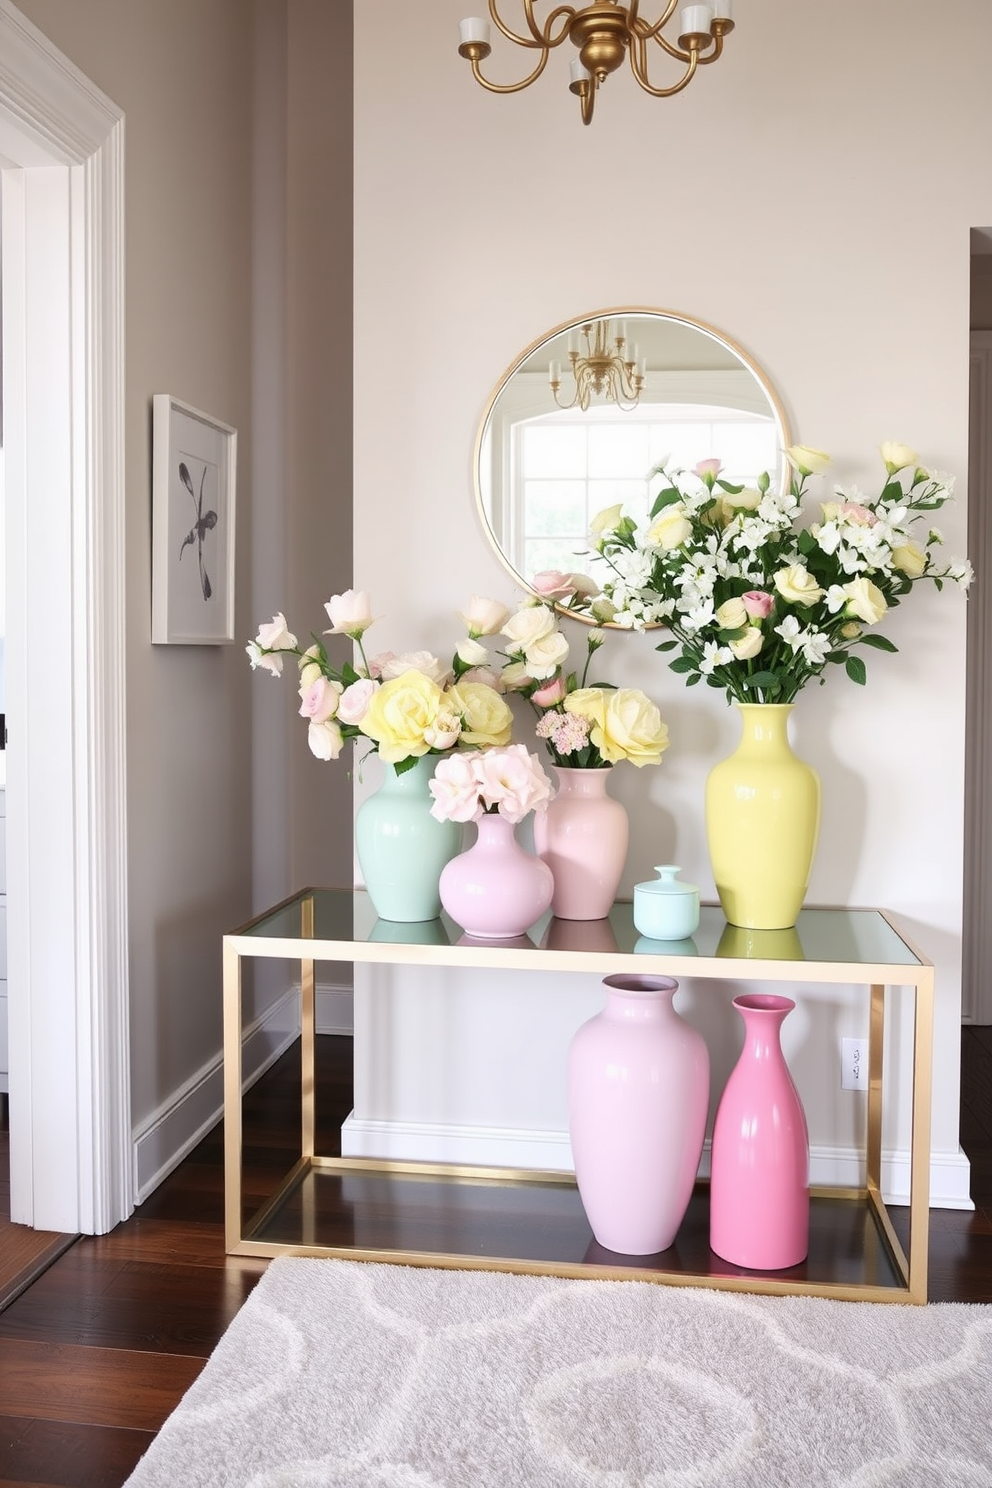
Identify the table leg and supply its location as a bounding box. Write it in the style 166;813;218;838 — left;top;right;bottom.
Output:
223;938;244;1253
301;894;315;1159
867;982;885;1194
907;969;934;1303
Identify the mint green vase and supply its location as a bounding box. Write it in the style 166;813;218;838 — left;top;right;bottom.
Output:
355;755;463;922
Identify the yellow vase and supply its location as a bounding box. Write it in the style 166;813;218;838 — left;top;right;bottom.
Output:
705;703;820;930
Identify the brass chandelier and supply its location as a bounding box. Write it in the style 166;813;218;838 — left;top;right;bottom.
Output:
549;320;646;412
457;2;735;126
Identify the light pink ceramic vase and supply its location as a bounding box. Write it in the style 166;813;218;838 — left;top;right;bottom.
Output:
438;812;553;940
567;974;710;1255
709;993;810;1270
533;767;628;920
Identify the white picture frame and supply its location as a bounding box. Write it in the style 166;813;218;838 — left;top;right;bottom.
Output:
152;394;237;644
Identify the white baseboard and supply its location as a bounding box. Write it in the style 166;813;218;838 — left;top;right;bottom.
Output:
132;977;353;1204
341;1117;975;1211
341;1113;576;1172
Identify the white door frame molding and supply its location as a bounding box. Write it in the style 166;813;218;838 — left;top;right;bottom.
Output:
963;331;992;1025
0;0;130;1231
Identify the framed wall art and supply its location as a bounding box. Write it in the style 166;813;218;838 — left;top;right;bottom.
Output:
152;394;237;644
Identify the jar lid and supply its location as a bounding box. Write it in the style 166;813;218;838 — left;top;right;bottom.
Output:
633;864;698;897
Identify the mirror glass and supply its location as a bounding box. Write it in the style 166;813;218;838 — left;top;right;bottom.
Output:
474;308;792;599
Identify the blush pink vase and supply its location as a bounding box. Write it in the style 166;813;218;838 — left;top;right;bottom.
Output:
568;974;710;1255
709;993;810;1270
533;767;628;920
438;812;553;940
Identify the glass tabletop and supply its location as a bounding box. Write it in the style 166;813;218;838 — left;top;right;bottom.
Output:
232;889;924;969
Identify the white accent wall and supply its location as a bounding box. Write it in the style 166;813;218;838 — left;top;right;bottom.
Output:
352;0;981;1205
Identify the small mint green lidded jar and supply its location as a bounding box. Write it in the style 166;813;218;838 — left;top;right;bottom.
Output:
632;865;700;941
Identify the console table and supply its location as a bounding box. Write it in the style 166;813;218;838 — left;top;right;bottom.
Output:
223;890;934;1304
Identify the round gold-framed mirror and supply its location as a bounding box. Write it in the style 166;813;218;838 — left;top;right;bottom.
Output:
473;307;792;608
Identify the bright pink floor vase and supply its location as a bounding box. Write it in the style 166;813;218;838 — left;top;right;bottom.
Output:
709;993;810;1270
567;974;709;1255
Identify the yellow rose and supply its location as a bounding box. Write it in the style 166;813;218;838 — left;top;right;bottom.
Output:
774;564;824;607
446;681;513;748
645;503;692;551
589;503;624;538
361;669;443;763
730;629;764;661
719;487;762;524
892;540;927;579
564;687;669;768
880;441;918;474
843;577;887;625
715;597;749;630
785;445;831;477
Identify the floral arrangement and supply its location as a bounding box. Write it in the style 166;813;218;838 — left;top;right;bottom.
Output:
428;744;553;824
247;589;514;770
582;443;973;704
498;590;670;770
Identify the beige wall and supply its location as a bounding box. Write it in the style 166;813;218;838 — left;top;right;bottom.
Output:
354;1;981;1171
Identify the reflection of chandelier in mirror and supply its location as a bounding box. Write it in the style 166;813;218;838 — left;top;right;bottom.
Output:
550;320;646;412
457;2;735;126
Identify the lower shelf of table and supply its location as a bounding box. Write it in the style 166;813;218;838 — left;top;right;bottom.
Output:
230;1158;919;1303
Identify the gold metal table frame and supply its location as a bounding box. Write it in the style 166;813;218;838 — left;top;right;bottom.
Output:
223;890;934;1304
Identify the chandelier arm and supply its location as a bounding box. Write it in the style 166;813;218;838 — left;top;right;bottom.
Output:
489;0;575;49
469;46;552;93
574;76;596;124
696;28;727;65
628;1;682;43
628;34;699;97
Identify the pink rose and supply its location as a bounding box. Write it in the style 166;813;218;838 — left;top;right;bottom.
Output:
742;590;775;620
837;502;877;526
531;570;576;600
324;589;375;638
366;651;395;679
460;666;502;690
337;677;378;725
694;458;723;487
531;676;567;707
429;753;483;824
474;744;552;824
298;677;342;724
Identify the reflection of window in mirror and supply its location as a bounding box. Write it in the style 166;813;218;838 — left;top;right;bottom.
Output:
502;394;779;581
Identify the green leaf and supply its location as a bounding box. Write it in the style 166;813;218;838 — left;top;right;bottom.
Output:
654;639;678;653
716;479;745;495
858;633;898;653
393;755;420;775
685;672;702;687
742;670;781;691
669;656;697;673
845;654;867;686
648;487;682;519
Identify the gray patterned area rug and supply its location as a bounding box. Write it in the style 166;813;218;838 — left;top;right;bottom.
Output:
125;1256;992;1488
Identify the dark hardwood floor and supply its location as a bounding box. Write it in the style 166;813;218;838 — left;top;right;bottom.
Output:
1;1028;992;1488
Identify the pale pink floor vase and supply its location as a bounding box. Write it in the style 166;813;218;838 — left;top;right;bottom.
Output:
709;993;810;1270
567;974;710;1255
438;813;553;940
533;767;629;920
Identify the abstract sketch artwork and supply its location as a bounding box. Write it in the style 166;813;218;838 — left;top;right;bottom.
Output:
152;396;237;644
